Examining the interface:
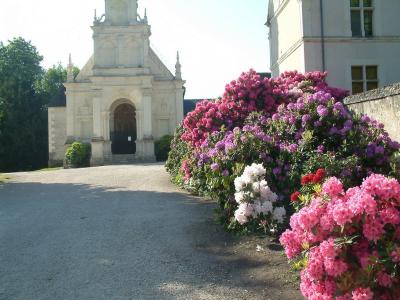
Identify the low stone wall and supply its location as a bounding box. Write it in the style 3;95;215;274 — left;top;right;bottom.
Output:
344;83;400;142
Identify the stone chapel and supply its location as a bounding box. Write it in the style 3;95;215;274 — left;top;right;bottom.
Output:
48;0;185;166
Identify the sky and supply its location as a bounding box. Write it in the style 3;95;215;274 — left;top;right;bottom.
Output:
0;0;270;99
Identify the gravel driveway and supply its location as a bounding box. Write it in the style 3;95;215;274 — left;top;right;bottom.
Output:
0;164;301;300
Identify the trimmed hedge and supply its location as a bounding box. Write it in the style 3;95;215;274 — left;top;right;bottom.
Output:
155;135;173;162
65;142;91;168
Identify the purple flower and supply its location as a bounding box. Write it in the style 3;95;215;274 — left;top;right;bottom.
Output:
273;167;281;175
215;141;225;150
289;115;297;125
375;145;385;155
317;145;325;154
287;144;298;153
295;131;303;141
317;105;329;117
314;120;322;127
208;148;218;157
222;169;230;177
211;163;220;171
361;115;371;123
272;113;280;121
225;141;235;152
343;119;353;131
329;127;339;135
296;102;305;110
302;114;311;125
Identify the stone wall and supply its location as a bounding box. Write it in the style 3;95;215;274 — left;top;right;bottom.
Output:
48;107;67;167
344;83;400;142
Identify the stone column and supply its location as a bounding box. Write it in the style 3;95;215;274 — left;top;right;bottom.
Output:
135;109;144;156
91;96;105;166
175;85;185;125
138;89;155;161
102;110;112;163
65;90;75;144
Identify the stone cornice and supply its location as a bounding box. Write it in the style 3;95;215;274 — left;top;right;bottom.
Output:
268;0;291;25
303;36;400;43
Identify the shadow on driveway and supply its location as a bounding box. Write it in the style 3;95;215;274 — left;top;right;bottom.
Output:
0;181;301;300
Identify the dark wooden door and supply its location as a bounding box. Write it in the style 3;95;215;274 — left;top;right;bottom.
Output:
111;104;137;154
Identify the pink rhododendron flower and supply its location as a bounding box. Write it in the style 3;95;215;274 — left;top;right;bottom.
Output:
352;287;374;300
281;174;400;299
322;177;343;198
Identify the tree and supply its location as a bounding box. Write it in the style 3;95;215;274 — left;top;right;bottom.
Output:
35;63;79;98
0;38;81;172
0;38;46;171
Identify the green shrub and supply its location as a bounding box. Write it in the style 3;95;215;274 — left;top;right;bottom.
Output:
155;135;173;162
65;142;91;168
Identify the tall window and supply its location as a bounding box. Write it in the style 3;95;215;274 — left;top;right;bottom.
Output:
350;0;373;37
351;66;378;94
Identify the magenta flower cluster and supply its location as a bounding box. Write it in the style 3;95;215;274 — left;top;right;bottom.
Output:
182;70;348;148
280;174;400;299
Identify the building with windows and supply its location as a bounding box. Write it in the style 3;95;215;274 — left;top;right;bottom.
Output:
267;0;400;94
48;0;185;166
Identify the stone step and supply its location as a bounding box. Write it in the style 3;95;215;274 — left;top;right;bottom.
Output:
111;155;136;165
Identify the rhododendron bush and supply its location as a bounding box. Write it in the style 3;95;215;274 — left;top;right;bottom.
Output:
280;174;400;299
167;70;399;232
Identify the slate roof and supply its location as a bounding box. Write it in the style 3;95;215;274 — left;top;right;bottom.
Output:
258;72;272;79
184;99;211;116
48;86;67;107
344;82;400;105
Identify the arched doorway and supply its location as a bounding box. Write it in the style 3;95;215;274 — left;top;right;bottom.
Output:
111;103;137;154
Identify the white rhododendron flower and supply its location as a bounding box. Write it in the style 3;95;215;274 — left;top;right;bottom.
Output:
252;182;261;193
234;191;245;203
272;207;286;224
254;200;273;215
233;163;286;227
234;210;248;225
237;203;255;217
234;177;246;192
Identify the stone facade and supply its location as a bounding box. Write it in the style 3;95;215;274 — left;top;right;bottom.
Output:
48;0;185;166
267;0;400;92
345;83;400;142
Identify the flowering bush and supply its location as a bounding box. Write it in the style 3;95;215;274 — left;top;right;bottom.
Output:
233;164;286;233
280;174;400;299
167;69;399;234
265;90;400;189
182;70;348;148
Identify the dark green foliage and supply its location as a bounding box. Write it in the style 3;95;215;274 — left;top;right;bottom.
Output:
65;142;91;168
154;135;173;162
0;38;47;171
0;38;80;172
166;125;191;180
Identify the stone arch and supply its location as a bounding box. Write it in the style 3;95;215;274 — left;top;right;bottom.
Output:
109;99;137;154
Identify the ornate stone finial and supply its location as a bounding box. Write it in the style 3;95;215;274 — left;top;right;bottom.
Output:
144;8;148;23
67;54;74;83
94;9;97;22
175;51;182;80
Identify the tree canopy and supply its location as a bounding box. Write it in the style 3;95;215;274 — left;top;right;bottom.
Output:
0;37;77;172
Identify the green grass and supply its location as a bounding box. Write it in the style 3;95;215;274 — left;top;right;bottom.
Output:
0;174;10;183
34;167;62;172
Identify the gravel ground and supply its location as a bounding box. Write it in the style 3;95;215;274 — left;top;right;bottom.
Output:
0;164;302;300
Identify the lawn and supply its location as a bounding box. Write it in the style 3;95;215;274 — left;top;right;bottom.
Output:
0;174;10;183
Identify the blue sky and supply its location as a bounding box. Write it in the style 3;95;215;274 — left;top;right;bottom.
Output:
0;0;270;99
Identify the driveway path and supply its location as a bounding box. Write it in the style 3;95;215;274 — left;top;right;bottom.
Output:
0;164;301;300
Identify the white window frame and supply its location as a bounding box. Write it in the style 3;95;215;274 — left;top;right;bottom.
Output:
350;0;374;37
351;65;379;94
